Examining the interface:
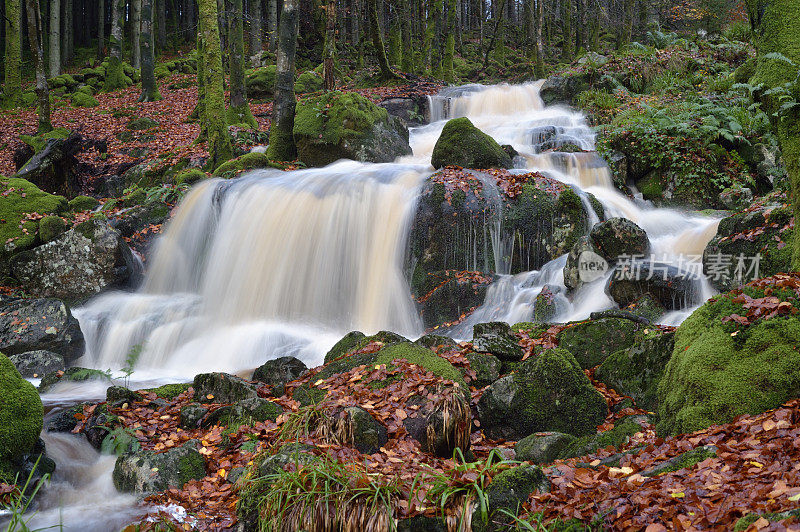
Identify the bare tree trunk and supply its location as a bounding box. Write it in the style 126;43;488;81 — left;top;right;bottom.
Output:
560;0;571;60
132;0;142;68
140;0;161;100
24;0;51;132
198;0;233;167
249;0;261;55
535;0;543;75
227;0;256;125
323;0;336;90
266;0;298;161
48;0;60;76
400;0;412;71
97;0;105;59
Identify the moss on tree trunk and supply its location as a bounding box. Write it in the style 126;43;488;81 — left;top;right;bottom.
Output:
266;0;299;161
226;0;257;127
199;0;233;168
104;0;127;91
24;0;51;133
140;0;163;102
3;0;23;108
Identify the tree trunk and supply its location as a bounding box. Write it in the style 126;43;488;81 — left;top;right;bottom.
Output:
323;0;336;90
61;0;71;66
227;0;256;126
746;0;800;268
481;0;505;69
619;0;633;48
400;0;412;71
589;0;599;51
48;0;60;76
198;0;233;167
535;0;543;75
157;0;167;49
24;0;51;131
266;0;298;161
560;0;571;60
131;0;142;67
191;31;206;120
267;0;276;49
249;0;261;56
443;0;455;82
3;0;22;107
368;0;393;78
140;0;161;100
97;0;105;59
104;0;127;90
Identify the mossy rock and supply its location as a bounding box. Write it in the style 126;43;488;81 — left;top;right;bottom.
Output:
71;92;100;108
430;117;512;169
245;65;277;99
113;440;206;493
480;465;550;526
37;215;67;243
734;509;800;531
323;331;367;364
212;152;281;176
126;117;159;131
0;177;68;264
293;90;411;167
595;329;675;412
294;71;323;94
0;353;44;476
463;352;502;388
174;169;207;186
515;432;577;464
38;367;112;393
556;317;646;369
19;127;72;155
657;280;800;435
558;417;644;459
640;444;717;477
477;348;608;440
68;195;100;211
142;383;192;399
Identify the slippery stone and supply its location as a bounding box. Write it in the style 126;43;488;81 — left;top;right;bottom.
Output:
113;440;206;493
0;297;84;362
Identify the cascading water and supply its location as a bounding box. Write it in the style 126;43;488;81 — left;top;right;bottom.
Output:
30;80;724;529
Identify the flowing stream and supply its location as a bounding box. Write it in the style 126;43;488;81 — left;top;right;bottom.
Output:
15;81;722;529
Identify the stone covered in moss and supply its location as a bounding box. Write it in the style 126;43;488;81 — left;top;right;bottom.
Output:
0;353;44;477
193;372;259;403
68;195;100;211
324;406;388;454
558;417;643;459
463;352;502;388
640;445;717;477
430;117;512;169
293;91;411;167
174;168;207;186
556;317;645;369
245;65;277;99
113;440;206;493
212;152;281;176
0;177;68;266
323;331;367;364
19;127;72;154
515;432;577;464
126;117;159;131
415;270;494;329
8;350;64;378
477;348;608;440
38;366;112;393
472;322;523;361
595;329;675;411
71;92;100;107
143;383;192;399
251;356;308;395
481;465;550;523
294;71;323;94
657;281;800;435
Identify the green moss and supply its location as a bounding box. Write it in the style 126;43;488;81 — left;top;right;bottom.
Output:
143;383;192;399
509;322;544;335
212;152;280;176
483;464;549;519
38;215;67;243
294;71;323;94
430;117;512;169
127;117;159;130
68;195;101;211
293;91;390;166
557;318;645;369
559;418;642;459
245;65;278;99
71;92;100;107
19;127;72;154
734;510;800;531
0;354;44;470
657;287;800;435
175;169;208;186
642;445;717;477
323;331;366;364
0;177;69;261
103;56;129;92
39;367;112;393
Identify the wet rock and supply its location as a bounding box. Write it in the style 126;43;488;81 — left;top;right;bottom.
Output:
558;416;645;459
113;440;206;493
415;334;459;351
0;297;84;363
416;270;495;329
0;354;44;482
180;403;209;429
8;350;64;378
227;397;282;423
402;382;471;458
556;316;646;369
9;219;141;302
563;236;606;291
431;117;512;169
193;372;259;403
293;91;411;167
533;285;562;323
515;432;577;464
46;403;89;432
378;96;429;127
83;403;114;450
472;322;523;361
719;185;753;210
38;366;112;394
323;331;367;364
477;348;607;440
251;356;308;396
589;217;650;263
595;329;675;412
604;150;629;191
324;406;388;454
606;260;697;310
13;132;84;197
106;385;140;405
477;465;550;528
1;437;55;491
463;352;502;388
109;199;170;238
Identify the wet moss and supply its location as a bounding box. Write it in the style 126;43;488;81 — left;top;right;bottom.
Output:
0;177;68;261
71;92;100;108
38;215;67;243
430;117;512;169
213;152;281;176
144;383;192;399
0;354;44;471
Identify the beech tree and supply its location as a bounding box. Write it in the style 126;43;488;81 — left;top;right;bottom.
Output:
24;0;51;132
104;0;127;91
49;0;61;77
323;0;336;91
266;0;299;160
140;0;162;101
198;0;232;167
3;0;22;107
227;0;257;126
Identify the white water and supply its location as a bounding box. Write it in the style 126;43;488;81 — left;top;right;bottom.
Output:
20;80;724;530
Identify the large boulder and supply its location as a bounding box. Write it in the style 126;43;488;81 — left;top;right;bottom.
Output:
378;96;429;127
702;201;792;292
113;440;206;493
193;372;259;404
472;322;523;362
8;350;65;378
0;297;84;362
9;220;140;302
606;260;698;311
293;91;411;167
430;117;512;169
0;177;68;272
0;353;44;483
476;465;550;528
13;132;84;197
595;329;675;412
407;170;589;307
556;317;646;369
657;275;800;435
589;218;649;263
477;348;608;440
415;270;494;329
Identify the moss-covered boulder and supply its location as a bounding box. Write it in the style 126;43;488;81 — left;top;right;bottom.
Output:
589;217;650;262
702;201;792;292
37;215;67;243
293;91;411;167
415;270;494;329
212;152;281;176
478;465;550;527
126;117;159;131
322;330;406;365
113;440;206;493
245;65;277;99
294;71;323;94
430;117;512;169
0;353;44;482
657;277;800;435
251;356;308;396
463;352;502;388
477;348;608;440
193;372;259;403
407;171;589;304
38;366;112;393
514;432;576;464
10;219;139;302
558;416;644;459
556;317;646;369
71;92;100;107
472;322;523;361
0;178;68;269
595;329;675;411
68;195;100;212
